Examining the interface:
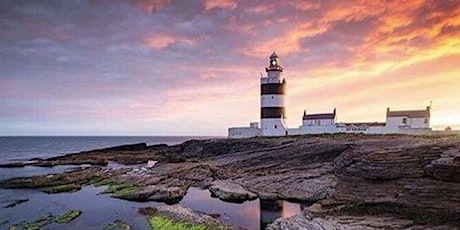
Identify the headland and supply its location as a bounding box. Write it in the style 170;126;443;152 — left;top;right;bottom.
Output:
1;134;459;229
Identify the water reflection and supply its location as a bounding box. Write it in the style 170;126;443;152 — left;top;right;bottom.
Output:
259;199;303;229
0;185;302;230
180;188;302;230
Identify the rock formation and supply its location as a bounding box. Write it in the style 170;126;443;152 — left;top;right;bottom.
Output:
1;134;460;229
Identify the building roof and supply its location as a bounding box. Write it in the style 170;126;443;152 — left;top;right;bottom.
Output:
303;113;336;120
303;108;336;120
387;107;430;118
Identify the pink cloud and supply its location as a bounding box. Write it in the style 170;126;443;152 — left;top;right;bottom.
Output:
204;0;237;11
129;0;170;13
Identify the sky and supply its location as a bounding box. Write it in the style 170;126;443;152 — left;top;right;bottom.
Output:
1;0;460;136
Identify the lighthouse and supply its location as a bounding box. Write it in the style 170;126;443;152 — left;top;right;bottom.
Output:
260;52;287;136
228;52;436;138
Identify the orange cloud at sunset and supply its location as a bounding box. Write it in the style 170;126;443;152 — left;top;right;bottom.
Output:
1;0;460;135
204;0;237;11
143;35;176;49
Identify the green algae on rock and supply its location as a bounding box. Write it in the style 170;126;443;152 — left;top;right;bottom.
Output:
44;183;81;194
103;219;131;230
101;183;135;194
140;205;232;230
23;213;54;230
148;216;209;230
54;210;82;223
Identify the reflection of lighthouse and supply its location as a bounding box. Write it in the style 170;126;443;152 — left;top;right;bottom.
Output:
259;199;283;229
260;52;287;136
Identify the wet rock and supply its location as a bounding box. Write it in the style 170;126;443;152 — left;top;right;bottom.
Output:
209;179;257;202
113;185;187;203
103;219;131;230
44;183;81;194
3;135;460;229
102;143;148;151
54;210;82;223
22;213;54;230
454;156;460;164
266;211;415;230
429;163;460;182
148;185;187;203
0;162;25;168
0;167;104;189
140;205;236;230
0;220;9;227
3;199;29;208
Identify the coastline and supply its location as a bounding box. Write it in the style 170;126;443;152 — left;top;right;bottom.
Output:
1;134;459;229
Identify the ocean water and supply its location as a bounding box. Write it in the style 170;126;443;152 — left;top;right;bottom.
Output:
0;136;215;163
0;136;301;230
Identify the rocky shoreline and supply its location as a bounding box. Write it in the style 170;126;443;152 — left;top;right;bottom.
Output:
1;134;460;229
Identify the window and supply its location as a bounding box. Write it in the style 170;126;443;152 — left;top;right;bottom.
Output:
424;118;428;124
402;118;407;124
274;125;277;129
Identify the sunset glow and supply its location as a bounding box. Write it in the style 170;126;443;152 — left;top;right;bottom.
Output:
1;0;459;135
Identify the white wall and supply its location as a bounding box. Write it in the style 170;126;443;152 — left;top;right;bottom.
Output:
385;117;404;133
261;76;283;84
302;118;335;126
261;95;285;107
287;128;301;135
228;126;261;138
300;125;338;134
261;118;287;136
411;117;429;129
385;116;430;133
369;126;385;134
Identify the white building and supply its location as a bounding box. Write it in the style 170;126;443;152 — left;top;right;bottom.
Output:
385;107;431;134
228;52;434;138
299;109;338;134
228;122;261;138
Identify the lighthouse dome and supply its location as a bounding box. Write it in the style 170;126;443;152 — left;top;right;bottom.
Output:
270;51;279;58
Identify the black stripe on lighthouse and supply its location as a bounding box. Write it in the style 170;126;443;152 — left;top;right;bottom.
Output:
261;83;285;95
261;107;286;119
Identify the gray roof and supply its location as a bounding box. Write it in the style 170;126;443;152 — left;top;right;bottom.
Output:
387;109;430;118
303;113;336;120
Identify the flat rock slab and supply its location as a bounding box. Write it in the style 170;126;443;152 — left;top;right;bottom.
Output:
267;212;414;230
209;180;257;202
115;185;187;203
139;205;237;230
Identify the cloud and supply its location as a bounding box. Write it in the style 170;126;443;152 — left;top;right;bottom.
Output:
129;0;171;13
204;0;237;11
1;0;460;135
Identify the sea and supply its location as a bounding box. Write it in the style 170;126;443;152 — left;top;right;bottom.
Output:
0;136;301;230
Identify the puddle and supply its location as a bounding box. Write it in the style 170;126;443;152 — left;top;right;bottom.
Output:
0;186;303;230
180;187;303;229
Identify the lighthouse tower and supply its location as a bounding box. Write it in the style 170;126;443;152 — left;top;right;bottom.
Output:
260;52;287;136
